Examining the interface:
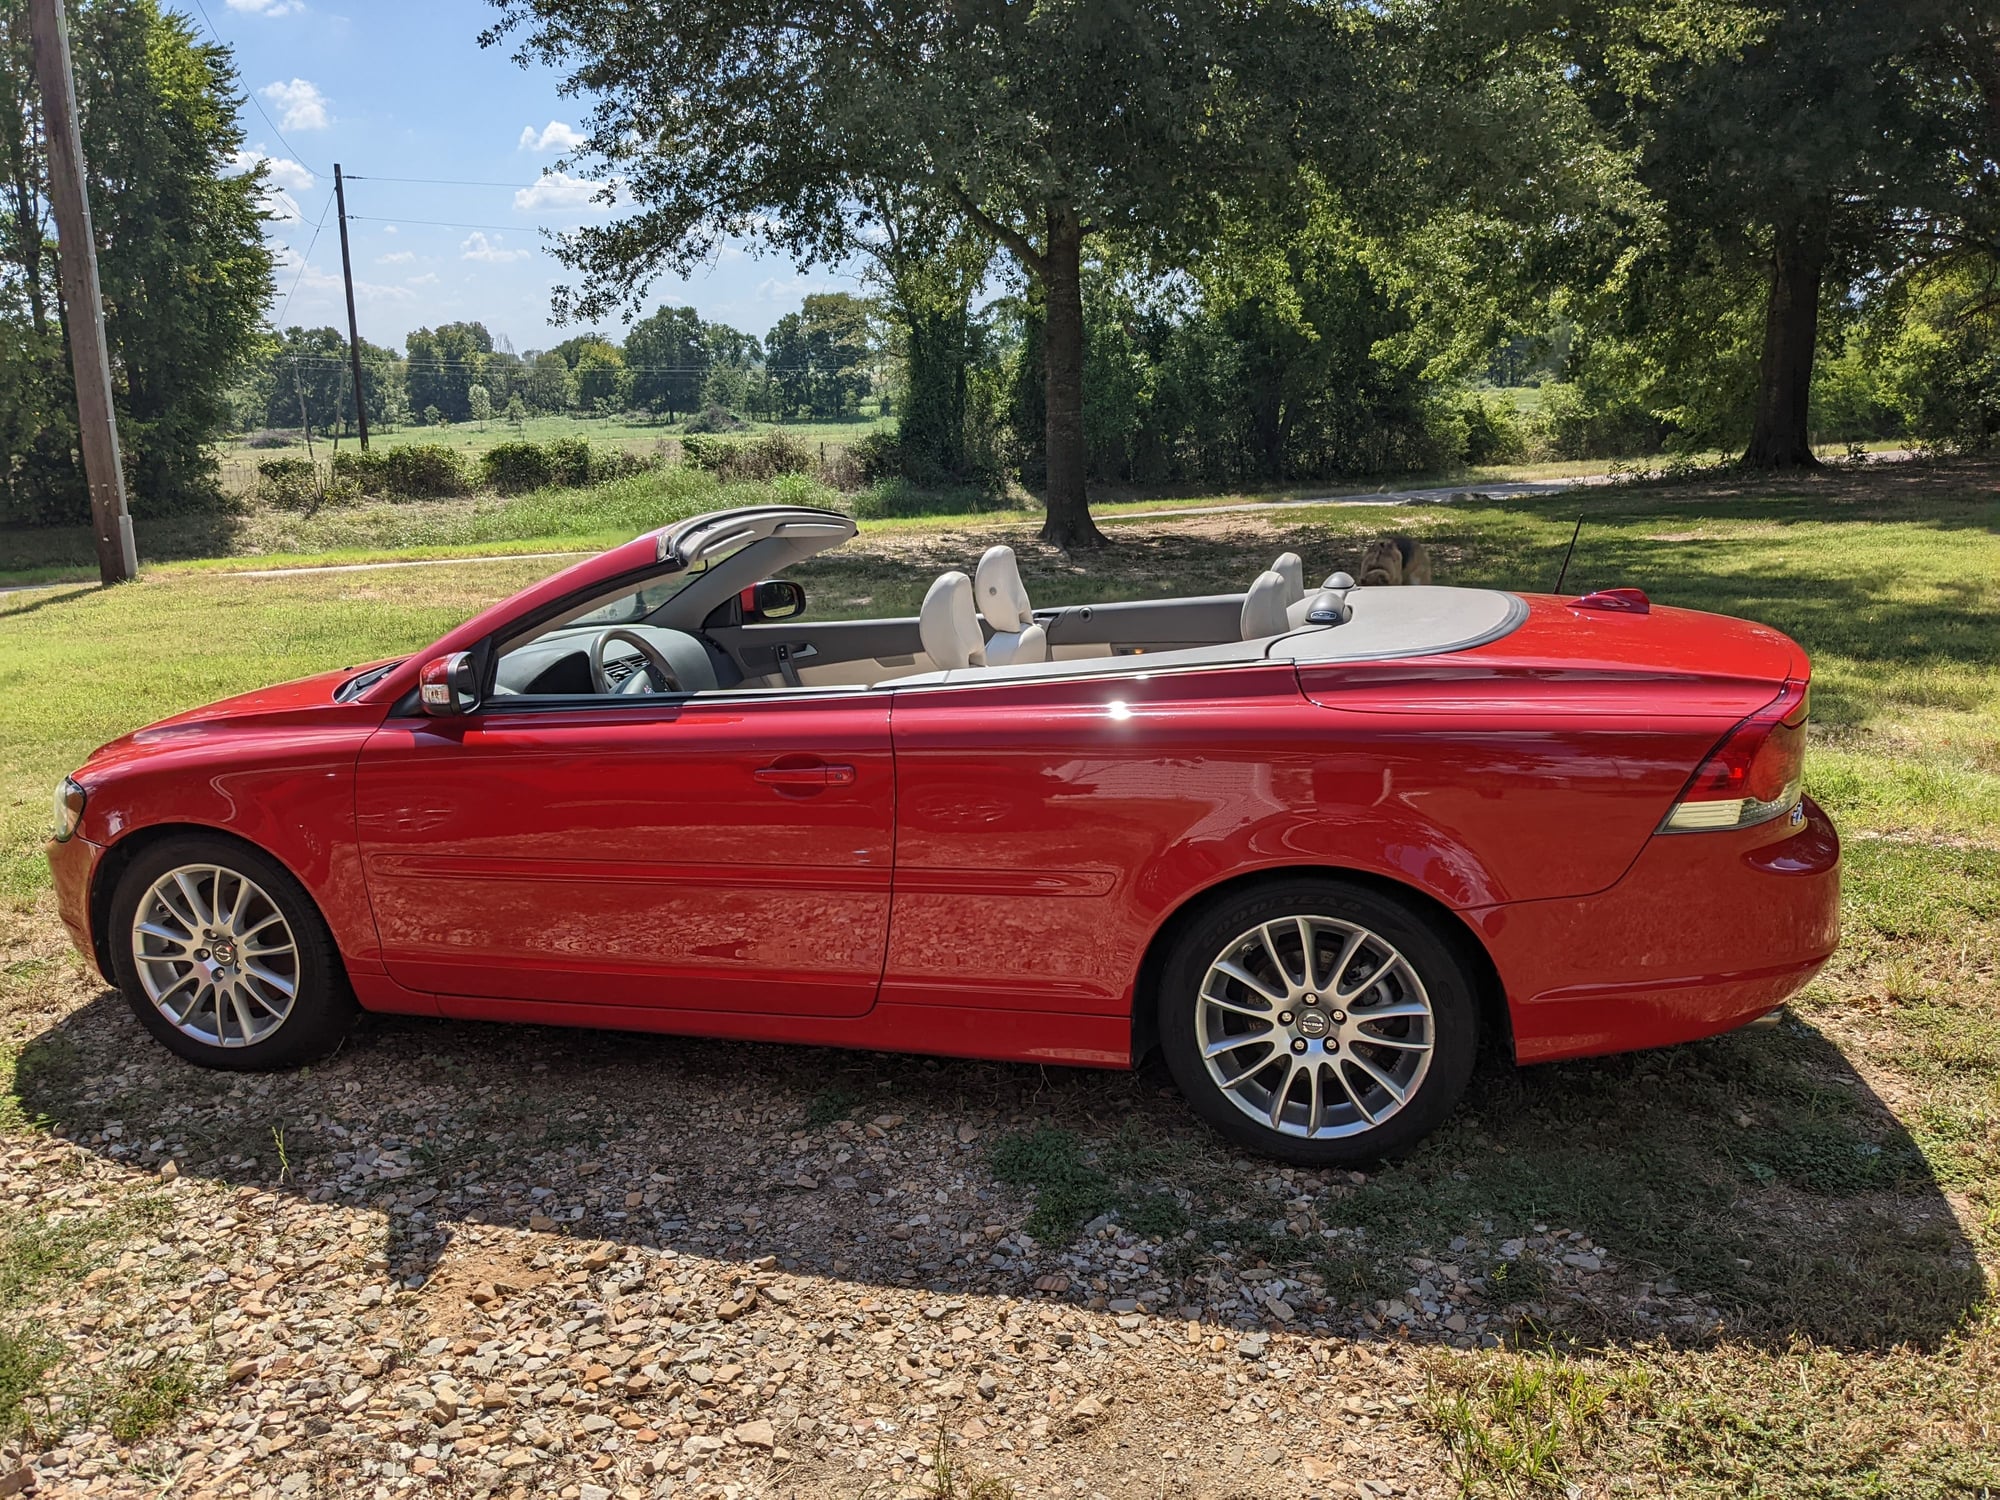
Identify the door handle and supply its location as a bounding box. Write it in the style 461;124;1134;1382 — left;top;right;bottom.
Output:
754;762;856;787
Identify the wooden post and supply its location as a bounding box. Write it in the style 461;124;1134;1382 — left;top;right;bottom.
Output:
333;163;369;449
28;0;136;584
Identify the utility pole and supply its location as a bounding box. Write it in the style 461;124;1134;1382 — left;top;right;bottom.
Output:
333;163;369;449
28;0;136;585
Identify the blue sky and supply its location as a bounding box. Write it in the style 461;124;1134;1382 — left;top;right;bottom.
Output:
202;0;864;355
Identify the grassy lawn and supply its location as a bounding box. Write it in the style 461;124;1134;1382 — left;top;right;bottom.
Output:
1;458;1996;1493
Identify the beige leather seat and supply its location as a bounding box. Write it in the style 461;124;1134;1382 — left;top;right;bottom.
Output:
1241;569;1293;640
919;571;987;670
973;545;1049;665
1271;551;1306;606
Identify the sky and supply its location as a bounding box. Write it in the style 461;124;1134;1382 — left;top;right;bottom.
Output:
201;0;865;355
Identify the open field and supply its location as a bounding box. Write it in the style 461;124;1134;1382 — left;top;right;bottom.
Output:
215;413;894;496
0;460;1995;1496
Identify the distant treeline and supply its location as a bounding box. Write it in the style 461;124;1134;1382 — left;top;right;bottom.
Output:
8;2;2000;533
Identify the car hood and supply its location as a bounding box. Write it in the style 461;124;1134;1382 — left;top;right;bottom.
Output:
79;661;398;773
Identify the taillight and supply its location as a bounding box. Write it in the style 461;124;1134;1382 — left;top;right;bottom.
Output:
1660;680;1809;833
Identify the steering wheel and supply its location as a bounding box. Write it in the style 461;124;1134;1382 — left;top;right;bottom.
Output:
589;627;681;695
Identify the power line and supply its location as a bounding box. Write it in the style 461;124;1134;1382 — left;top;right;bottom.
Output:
348;214;570;235
275;190;334;326
345;174;545;189
189;0;324;177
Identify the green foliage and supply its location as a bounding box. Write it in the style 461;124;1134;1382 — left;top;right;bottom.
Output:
254;456;323;511
479;440;556;495
381;445;472;499
0;1326;53;1441
404;322;494;425
986;1128;1115;1243
681;431;815;483
0;0;272;523
624;304;710;417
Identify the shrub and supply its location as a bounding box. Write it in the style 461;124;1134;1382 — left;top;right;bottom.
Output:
329;448;389;494
682;430;814;483
544;436;598;488
381;444;470;499
244;428;297;450
683;403;746;433
1459;394;1528;465
254;456;319;510
480;440;557;495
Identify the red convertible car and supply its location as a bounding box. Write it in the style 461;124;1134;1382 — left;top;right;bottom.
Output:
48;506;1838;1164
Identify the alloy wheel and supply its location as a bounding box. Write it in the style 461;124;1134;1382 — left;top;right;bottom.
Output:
129;864;300;1048
1197;914;1434;1139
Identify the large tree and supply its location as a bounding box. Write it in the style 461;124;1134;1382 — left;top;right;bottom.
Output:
0;0;270;522
481;0;1331;547
1466;0;1984;468
404;321;494;424
624;304;708;418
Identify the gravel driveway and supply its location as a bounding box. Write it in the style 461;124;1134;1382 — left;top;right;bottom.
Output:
0;944;1660;1499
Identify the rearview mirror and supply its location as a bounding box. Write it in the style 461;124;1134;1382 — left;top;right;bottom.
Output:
418;652;481;716
740;579;806;623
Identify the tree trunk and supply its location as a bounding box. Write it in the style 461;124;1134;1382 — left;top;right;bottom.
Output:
1742;204;1830;469
1038;204;1105;549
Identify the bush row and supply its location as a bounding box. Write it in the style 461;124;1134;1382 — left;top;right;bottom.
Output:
255;438;665;508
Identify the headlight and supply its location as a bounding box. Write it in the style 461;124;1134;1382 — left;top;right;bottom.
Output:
52;776;86;842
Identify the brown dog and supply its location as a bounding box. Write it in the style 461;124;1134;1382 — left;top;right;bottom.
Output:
1356;535;1433;586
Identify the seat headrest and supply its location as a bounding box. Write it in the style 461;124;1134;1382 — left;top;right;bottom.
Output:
1241;570;1293;640
1272;552;1306;606
975;544;1036;631
919;571;986;671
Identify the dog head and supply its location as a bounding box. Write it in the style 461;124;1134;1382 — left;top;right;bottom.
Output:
1357;539;1404;586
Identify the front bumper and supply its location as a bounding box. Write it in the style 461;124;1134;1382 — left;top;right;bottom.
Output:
1470;796;1841;1064
48;833;107;982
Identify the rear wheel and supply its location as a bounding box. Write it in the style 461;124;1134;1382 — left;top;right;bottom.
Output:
108;835;357;1070
1157;879;1478;1165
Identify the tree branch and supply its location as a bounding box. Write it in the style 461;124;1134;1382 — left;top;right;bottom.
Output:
943;178;1044;279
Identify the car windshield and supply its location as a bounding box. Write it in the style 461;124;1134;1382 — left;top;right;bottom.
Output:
567;551;726;628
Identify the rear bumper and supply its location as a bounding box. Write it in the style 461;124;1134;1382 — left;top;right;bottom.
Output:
48;833;107;982
1470;796;1840;1064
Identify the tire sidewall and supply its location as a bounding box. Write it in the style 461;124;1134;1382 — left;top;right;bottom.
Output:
1158;879;1479;1166
108;834;355;1071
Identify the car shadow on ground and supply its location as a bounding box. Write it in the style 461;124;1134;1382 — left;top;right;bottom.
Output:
15;984;1986;1355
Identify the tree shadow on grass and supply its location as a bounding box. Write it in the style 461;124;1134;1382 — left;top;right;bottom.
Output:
10;986;1984;1355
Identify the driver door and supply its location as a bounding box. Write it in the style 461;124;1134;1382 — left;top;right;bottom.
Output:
353;692;892;1017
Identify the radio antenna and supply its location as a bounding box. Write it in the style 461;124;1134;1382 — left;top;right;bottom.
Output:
1552;516;1584;594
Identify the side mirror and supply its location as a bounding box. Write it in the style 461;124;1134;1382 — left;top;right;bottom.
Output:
418;652;481;715
739;579;806;623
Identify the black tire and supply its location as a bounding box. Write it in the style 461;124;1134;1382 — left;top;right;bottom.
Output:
108;833;358;1071
1157;878;1478;1166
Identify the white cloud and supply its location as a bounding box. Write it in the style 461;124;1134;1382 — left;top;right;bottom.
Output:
513;171;619;214
377;251;415;265
461;232;532;264
224;148;312;223
517;121;586;153
227;0;301;14
273;243;413;304
381;225;397;235
756;272;849;303
259;78;329;131
227;148;314;192
407;272;440;287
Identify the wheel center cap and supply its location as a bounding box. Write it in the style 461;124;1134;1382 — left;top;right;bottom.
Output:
212;939;238;967
1295;1009;1330;1039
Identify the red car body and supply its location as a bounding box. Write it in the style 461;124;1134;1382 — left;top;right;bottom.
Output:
48;521;1840;1075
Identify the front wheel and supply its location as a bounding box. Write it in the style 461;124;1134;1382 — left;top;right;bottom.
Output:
108;835;358;1070
1157;879;1478;1166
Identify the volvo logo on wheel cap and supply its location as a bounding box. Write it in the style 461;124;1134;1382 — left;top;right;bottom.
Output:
1296;1008;1331;1039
